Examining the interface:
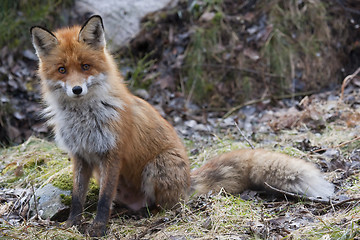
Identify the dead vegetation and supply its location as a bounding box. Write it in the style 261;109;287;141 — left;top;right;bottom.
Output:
1;0;360;239
1;0;359;145
123;0;359;107
0;84;359;239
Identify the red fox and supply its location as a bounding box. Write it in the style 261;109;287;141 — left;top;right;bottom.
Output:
31;16;334;237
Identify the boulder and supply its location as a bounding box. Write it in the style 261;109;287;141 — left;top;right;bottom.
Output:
30;184;71;221
75;0;178;52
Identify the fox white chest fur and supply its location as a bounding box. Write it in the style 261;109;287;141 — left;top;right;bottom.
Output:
43;73;124;158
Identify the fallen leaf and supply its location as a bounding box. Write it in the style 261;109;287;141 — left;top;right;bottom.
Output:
199;12;215;22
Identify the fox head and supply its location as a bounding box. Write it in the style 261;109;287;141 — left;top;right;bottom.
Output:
31;15;111;99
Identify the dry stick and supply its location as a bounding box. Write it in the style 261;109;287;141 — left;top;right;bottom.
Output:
264;182;332;204
340;66;360;100
31;182;41;220
224;98;265;119
312;135;360;153
223;90;315;119
320;197;360;212
6;190;22;220
234;122;255;149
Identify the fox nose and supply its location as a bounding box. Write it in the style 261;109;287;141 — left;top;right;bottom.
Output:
72;86;83;95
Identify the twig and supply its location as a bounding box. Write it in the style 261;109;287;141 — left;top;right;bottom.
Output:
340;66;360;100
334;0;360;15
312;135;360;153
321;197;360;211
234;122;255;149
264;182;332;204
31;182;41;220
223;90;315;119
6;190;22;220
314;197;360;215
224;98;265;119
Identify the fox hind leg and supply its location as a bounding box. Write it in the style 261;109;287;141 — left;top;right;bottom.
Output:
141;150;190;209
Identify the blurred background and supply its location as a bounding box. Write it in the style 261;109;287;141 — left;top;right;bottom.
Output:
0;0;359;146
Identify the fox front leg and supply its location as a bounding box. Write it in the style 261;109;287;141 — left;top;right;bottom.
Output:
87;157;121;237
66;156;92;227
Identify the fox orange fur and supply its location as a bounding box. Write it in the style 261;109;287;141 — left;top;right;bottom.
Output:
31;16;334;237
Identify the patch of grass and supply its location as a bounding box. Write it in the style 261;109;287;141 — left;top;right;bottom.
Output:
190;139;251;169
124;51;158;89
275;145;306;158
0;137;70;189
184;27;218;103
263;0;334;94
0;136;103;211
183;0;224;104
1;101;359;239
0;221;84;240
291;205;360;239
0;0;74;49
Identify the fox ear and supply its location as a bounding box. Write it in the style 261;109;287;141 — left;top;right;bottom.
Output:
30;26;58;57
78;15;105;50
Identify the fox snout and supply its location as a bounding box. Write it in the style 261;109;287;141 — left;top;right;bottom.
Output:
72;86;83;95
48;74;106;99
65;82;88;98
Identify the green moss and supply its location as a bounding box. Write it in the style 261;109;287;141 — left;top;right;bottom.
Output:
340;141;360;154
52;173;73;191
184;139;195;150
276;146;305;158
53;177;100;208
0;137;73;190
5;176;20;184
1;164;17;175
60;194;72;206
23;156;45;169
212;11;223;24
86;179;100;208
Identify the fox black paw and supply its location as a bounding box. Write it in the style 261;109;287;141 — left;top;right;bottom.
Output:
87;222;107;237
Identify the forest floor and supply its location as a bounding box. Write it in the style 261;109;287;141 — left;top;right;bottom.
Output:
0;83;359;239
1;1;360;239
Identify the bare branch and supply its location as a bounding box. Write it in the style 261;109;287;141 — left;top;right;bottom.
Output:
340;66;360;100
234;122;255;149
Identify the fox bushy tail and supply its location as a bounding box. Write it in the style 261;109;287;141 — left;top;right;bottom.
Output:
190;149;334;199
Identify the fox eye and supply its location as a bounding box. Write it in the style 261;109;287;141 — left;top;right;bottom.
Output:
58;67;66;74
81;64;90;71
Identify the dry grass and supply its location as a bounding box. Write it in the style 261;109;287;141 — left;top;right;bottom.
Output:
1;96;360;239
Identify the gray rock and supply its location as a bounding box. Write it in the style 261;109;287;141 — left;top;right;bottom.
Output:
184;120;197;128
194;123;210;132
134;89;150;100
30;184;71;220
75;0;178;52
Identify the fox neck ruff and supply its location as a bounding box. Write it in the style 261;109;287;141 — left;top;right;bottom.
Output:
43;73;124;159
